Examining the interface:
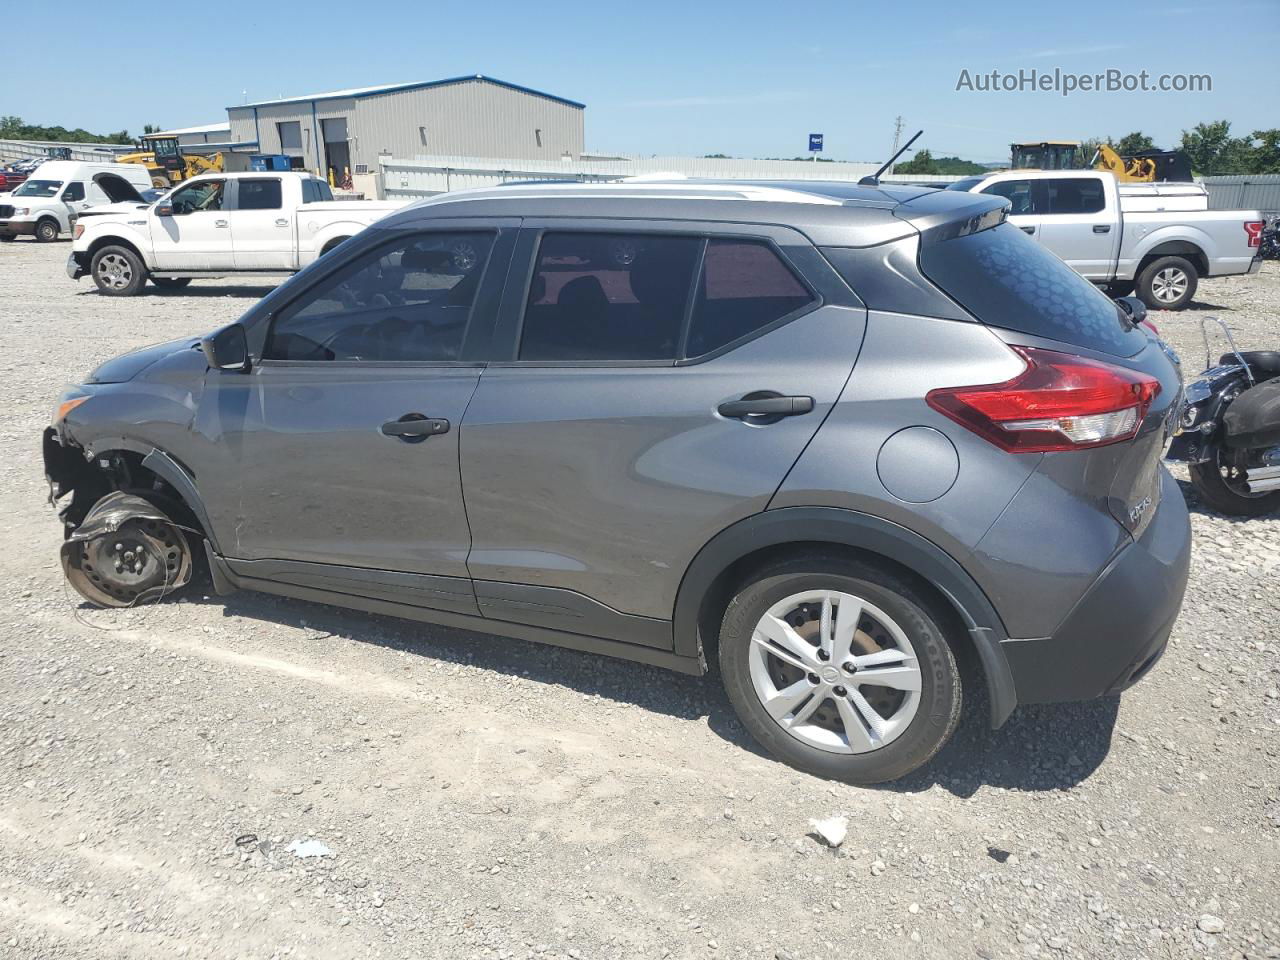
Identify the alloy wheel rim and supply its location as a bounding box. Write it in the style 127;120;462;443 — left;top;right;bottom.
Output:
1152;267;1188;304
97;254;132;289
748;589;922;754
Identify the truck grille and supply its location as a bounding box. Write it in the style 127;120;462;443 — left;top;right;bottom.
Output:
0;205;13;218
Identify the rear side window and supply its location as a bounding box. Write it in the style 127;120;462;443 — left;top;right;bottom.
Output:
686;240;814;357
237;179;282;210
519;233;701;361
919;223;1145;356
1044;177;1105;215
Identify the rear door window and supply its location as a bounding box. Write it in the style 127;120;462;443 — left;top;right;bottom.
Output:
685;239;814;357
1044;177;1106;215
519;232;701;361
918;223;1146;356
236;178;282;210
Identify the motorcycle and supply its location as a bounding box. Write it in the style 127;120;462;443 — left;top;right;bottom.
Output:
1165;318;1280;516
1261;217;1280;261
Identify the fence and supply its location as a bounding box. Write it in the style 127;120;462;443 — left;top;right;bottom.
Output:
1200;175;1280;218
0;138;135;164
378;153;961;199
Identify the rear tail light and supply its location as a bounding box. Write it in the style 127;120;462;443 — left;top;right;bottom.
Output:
1245;221;1264;248
926;346;1161;453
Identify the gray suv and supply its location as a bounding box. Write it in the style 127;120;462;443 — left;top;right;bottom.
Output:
44;180;1191;783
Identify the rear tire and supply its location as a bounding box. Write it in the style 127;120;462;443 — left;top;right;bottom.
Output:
718;553;962;784
90;245;148;297
34;218;60;243
1189;448;1280;517
1136;255;1197;311
151;277;192;291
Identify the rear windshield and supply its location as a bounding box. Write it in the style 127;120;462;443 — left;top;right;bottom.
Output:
918;222;1145;356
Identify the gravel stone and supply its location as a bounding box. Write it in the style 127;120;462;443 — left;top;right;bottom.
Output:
0;243;1277;959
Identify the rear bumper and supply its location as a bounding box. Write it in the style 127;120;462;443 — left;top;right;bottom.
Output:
0;219;36;236
1000;466;1191;703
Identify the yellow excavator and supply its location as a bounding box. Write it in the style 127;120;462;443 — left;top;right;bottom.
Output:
116;135;224;189
1010;141;1193;182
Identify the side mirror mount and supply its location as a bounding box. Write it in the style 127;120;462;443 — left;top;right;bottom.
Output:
201;324;250;372
1115;295;1148;329
156;203;175;217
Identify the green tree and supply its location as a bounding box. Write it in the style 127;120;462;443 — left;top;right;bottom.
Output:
895;148;938;175
932;155;987;175
1245;129;1280;174
1113;131;1157;154
1180;120;1251;175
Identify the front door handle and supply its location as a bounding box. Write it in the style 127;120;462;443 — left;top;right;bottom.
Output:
1092;224;1111;233
214;219;228;228
275;218;289;227
718;395;814;419
381;413;450;443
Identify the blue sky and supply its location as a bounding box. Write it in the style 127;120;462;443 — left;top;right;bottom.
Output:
11;0;1277;162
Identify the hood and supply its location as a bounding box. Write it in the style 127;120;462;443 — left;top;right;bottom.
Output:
87;337;201;384
77;201;151;219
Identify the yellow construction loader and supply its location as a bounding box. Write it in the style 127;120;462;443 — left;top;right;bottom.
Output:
116;136;224;188
1009;141;1192;182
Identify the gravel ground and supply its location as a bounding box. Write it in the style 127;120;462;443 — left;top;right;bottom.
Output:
1;240;1277;960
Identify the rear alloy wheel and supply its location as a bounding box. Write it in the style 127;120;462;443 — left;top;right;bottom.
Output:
91;245;147;296
1137;255;1198;311
34;218;60;242
719;555;961;784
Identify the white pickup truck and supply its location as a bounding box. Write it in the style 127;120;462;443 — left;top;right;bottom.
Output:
949;169;1264;310
68;172;404;296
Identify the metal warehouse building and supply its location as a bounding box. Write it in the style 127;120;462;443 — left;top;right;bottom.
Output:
225;74;585;182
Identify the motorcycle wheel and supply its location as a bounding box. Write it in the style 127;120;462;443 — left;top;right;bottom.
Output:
1189;447;1280;517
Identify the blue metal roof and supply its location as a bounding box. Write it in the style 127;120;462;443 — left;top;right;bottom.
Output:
228;75;585;111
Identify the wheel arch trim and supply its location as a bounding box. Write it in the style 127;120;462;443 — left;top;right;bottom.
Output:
672;506;1018;727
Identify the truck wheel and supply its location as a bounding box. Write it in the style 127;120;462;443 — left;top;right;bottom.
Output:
1137;256;1198;311
151;277;192;291
91;245;148;297
718;552;962;784
35;218;60;242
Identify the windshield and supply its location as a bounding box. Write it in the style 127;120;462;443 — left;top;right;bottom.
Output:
14;179;62;198
945;177;984;192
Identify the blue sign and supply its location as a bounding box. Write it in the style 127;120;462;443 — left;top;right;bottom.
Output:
809;133;824;152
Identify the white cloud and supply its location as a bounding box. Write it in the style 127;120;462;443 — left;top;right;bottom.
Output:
1022;42;1130;59
622;91;806;109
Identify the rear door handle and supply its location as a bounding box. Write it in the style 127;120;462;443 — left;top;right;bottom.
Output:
718;395;814;419
381;414;450;442
1093;224;1111;233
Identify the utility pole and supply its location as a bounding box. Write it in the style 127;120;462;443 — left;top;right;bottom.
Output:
887;116;905;176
